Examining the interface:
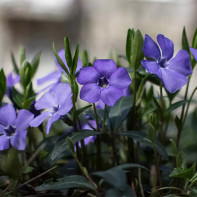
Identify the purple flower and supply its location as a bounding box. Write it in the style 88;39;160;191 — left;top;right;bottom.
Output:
6;72;20;97
77;59;132;106
0;104;34;150
30;83;73;134
37;49;82;92
190;47;197;62
141;34;192;93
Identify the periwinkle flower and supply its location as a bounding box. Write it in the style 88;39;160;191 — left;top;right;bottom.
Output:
141;34;192;93
37;49;82;91
190;47;197;62
30;83;73;134
77;59;132;106
0;104;34;150
6;72;20;97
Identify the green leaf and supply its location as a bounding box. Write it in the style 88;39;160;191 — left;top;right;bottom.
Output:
51;130;100;160
130;29;144;71
35;175;95;191
12;87;24;109
81;50;89;66
182;27;190;53
72;44;79;76
23;96;35;109
19;46;26;66
53;42;69;76
11;52;19;74
108;96;133;129
64;37;73;69
175;116;182;132
31;51;42;78
192;28;197;49
122;131;168;160
126;28;135;64
152;97;162;113
170;139;178;157
0;69;6;105
92;168;127;190
75;104;92;118
167;100;188;113
169;163;196;179
113;163;149;171
106;186;134;197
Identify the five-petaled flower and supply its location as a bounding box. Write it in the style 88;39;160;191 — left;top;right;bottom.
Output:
0;104;34;150
141;34;192;93
30;83;73;134
77;59;132;106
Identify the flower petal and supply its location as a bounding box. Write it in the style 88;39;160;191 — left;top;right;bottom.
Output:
101;86;122;106
93;59;117;78
10;130;27;150
80;83;101;103
157;34;174;60
190;47;197;62
52;83;72;105
141;60;162;78
167;50;192;76
46;113;60;134
15;110;34;131
77;66;99;85
110;67;132;89
37;70;62;85
35;92;56;110
161;68;188;93
30;111;51;127
143;34;161;59
0;104;16;126
58;96;73;115
6;73;20;87
0;135;9;150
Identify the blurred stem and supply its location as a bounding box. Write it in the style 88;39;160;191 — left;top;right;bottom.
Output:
177;77;191;149
159;84;163;142
93;103;99;131
111;133;119;165
101;105;107;133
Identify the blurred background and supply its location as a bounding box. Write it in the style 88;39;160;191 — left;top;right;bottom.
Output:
0;0;197;85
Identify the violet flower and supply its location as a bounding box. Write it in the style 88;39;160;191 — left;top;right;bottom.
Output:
0;104;34;150
141;34;192;93
30;83;73;134
37;49;82;91
6;72;20;97
77;59;132;106
190;47;197;62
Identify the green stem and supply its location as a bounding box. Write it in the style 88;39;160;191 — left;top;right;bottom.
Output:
101;105;107;133
93;103;99;131
159;84;163;142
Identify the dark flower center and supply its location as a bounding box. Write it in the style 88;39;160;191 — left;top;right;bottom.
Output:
98;76;109;88
4;125;16;137
158;57;167;68
53;105;60;112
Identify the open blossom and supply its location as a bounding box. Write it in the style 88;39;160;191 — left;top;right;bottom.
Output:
77;59;132;106
37;49;82;91
141;34;192;93
30;83;73;134
0;104;34;150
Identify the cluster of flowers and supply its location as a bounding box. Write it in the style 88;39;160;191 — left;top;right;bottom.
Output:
0;34;196;151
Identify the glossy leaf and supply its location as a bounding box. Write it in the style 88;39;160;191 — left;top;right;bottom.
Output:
167;100;188;113
126;28;135;64
72;44;79;76
0;69;6;105
182;27;190;53
75;104;92;118
64;37;73;69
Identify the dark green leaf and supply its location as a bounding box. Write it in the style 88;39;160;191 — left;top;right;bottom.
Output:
31;51;42;78
75;105;92;118
35;175;95;191
182;27;190;53
113;163;149;171
126;28;135;64
64;37;73;69
169;163;196;179
0;69;6;105
51;130;100;160
167;100;188;113
72;44;79;76
12;87;24;109
11;52;19;74
153;97;162;113
192;28;197;49
108;96;133;129
106;186;134;197
23;96;35;110
175;116;182;132
81;50;89;66
122;131;168;160
53;42;69;76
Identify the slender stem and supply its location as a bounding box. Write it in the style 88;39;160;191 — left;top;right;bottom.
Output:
159;84;163;142
177;77;191;149
101;105;107;133
93;103;99;131
111;133;119;165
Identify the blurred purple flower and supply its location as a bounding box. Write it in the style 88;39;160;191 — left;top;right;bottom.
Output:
141;34;192;93
0;104;34;150
30;83;73;134
190;47;197;62
77;59;132;106
37;49;82;91
6;72;20;97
